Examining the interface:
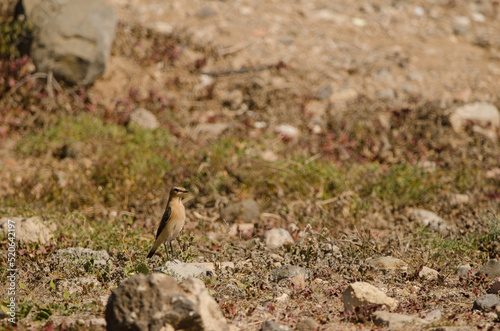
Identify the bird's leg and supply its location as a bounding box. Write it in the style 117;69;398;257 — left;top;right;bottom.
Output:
170;241;176;260
163;242;170;261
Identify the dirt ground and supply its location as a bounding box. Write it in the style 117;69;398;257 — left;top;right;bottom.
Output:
1;0;500;330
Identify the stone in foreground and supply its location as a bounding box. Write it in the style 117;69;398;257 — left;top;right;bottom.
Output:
105;273;229;331
342;282;398;312
373;311;427;329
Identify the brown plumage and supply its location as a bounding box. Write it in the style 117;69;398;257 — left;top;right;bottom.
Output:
147;186;189;259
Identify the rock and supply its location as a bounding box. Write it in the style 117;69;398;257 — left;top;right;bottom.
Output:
373;311;426;328
105;274;229;331
419;266;439;280
456;264;472;277
260;320;291;331
195;123;230;139
274;124;299;140
449;102;500;133
54;247;110;267
377;88;396;100
290;275;306;290
448;194;470;206
129;108;160;130
489;277;500;294
365;256;408;271
0;217;54;244
264;228;294;249
228;223;254;239
472;294;500;312
271;265;309;282
477;259;500;279
342;282;398;312
190;262;234;273
295;318;318;331
157;260;215;281
496;305;500;320
221;199;260;223
410;209;449;234
330;88;358;103
23;0;117;85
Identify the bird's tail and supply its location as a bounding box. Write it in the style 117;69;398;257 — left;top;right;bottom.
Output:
147;240;159;258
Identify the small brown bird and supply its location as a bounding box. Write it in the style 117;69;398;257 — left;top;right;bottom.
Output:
147;186;189;260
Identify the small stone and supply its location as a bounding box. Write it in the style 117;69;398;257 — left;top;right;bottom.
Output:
456;264;472;278
274;124;299;140
221;199;260;223
477;259;500;279
489;277;500;294
158;260;215;281
0;217;54;244
295;318;318;331
195;123;230;138
290;275;306;290
419;266;439;280
330;88;358;102
264;228;294;249
414;6;425;17
130;108;160;130
55;247;110;267
275;293;289;303
410;209;449;234
316;85;332;100
473;294;500;312
271;265;308;282
342;282;398;312
365;256;408;271
377;88;396;100
449;102;500;133
260;320;291;331
373;311;426;328
448;194;470;206
228;223;254;239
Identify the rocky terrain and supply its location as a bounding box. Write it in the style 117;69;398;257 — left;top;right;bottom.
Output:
1;0;500;330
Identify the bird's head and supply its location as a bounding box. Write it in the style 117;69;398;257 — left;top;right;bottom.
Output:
170;186;189;198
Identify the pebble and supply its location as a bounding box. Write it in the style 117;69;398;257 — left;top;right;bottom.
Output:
274;124;299;140
373;311;426;328
0;217;54;244
129;108;160;130
260;320;291;331
489;277;500;294
456;264;472;278
228;223;254;239
295;318;318;331
449;102;500;133
158;260;215;281
264;228;294;249
271;265;308;282
342;282;398;311
410;209;449;234
419;266;439;280
473;294;500;312
365;256;408;271
477;259;500;279
290;275;306;290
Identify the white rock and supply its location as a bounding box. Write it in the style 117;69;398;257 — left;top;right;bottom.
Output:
419;266;439;280
449;102;500;133
410;209;449;234
365;256;408;271
228;223;254;239
130;108;160;130
0;217;54;244
373;311;426;328
264;228;294;249
342;282;398;311
274;124;299;140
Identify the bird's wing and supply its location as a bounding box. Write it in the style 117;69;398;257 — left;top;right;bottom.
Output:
156;205;172;239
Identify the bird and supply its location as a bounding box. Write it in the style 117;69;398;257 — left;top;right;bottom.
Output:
147;186;189;260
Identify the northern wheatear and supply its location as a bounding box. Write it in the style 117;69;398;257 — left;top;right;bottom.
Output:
147;186;189;260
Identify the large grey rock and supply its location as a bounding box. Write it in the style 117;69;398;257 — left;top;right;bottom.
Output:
342;282;398;312
221;199;260;223
477;259;500;279
0;217;54;244
105;274;229;331
472;294;500;312
23;0;116;85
